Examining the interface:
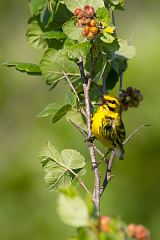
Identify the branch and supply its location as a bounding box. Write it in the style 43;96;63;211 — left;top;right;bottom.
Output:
99;124;150;196
119;71;123;95
69;168;90;194
69;119;104;158
123;124;150;145
63;71;87;119
100;150;115;196
78;57;100;215
63;71;80;102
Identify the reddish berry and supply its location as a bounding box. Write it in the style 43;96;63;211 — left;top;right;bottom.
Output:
128;224;150;240
87;31;94;40
77;17;86;27
84;5;95;17
83;26;90;34
99;216;111;232
74;8;83;18
90;19;97;27
89;26;99;35
85;18;91;26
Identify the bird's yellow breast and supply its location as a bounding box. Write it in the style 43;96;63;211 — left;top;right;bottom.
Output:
91;106;122;149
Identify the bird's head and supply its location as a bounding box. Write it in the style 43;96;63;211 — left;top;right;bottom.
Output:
101;95;122;113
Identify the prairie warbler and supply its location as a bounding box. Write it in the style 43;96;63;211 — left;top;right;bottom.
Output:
91;95;126;159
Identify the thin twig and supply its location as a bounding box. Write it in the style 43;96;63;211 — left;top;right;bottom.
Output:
119;71;123;95
99;124;150;196
68;168;90;194
63;71;87;118
78;57;100;215
100;150;115;196
69;119;104;158
63;71;80;103
123;124;150;145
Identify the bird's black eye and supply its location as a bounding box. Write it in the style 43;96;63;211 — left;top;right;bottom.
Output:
110;100;116;104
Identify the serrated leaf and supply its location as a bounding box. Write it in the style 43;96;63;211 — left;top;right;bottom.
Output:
40;1;57;28
52;104;72;124
89;82;102;103
29;0;48;16
40;49;81;84
96;7;111;25
52;3;73;29
93;54;108;83
37;103;61;117
63;0;104;12
26;18;48;49
40;142;86;191
61;149;85;169
57;191;89;227
41;31;67;39
114;39;136;59
3;62;41;75
63;42;92;60
65;90;77;107
62;20;85;42
106;67;119;90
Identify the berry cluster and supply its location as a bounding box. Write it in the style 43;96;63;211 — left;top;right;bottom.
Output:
74;5;100;40
119;87;143;111
128;224;150;240
99;216;150;240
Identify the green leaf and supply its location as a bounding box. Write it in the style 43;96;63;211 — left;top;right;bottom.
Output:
89;82;102;103
96;7;111;25
65;90;77;107
63;42;92;60
61;149;85;169
114;39;136;59
40;49;81;84
78;228;98;240
40;1;57;28
37;103;61;117
37;102;72;123
3;62;41;75
29;0;48;16
40;142;86;191
93;54;108;83
57;190;89;227
52;3;73;29
52;104;72;124
63;0;104;12
40;143;71;190
104;0;126;9
112;57;127;74
106;67;119;90
62;20;84;42
26;18;48;49
66;111;87;130
101;31;115;44
41;31;67;39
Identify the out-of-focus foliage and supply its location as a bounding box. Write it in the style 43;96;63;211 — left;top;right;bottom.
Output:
0;1;160;240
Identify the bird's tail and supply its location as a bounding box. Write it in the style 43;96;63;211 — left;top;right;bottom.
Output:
115;144;125;160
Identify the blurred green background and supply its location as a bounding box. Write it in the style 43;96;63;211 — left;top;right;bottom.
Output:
0;1;160;239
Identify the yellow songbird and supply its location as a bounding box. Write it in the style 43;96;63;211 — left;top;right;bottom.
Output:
91;94;126;159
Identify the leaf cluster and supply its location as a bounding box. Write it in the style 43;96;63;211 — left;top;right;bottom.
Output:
5;0;135;121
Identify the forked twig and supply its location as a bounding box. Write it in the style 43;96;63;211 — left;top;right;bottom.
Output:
69;119;104;158
63;71;87;118
123;124;150;145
